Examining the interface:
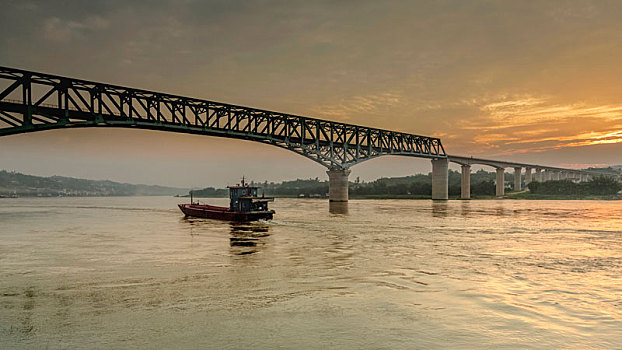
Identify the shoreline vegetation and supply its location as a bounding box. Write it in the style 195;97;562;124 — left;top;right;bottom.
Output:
1;169;620;200
187;170;621;200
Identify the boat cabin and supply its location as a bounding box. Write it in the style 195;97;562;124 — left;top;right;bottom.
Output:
228;178;273;213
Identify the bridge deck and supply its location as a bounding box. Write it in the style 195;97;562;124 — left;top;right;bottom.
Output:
448;155;620;177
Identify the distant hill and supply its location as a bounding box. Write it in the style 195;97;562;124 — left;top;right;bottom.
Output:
0;170;188;197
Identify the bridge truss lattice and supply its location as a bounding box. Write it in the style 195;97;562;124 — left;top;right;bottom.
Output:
0;66;446;169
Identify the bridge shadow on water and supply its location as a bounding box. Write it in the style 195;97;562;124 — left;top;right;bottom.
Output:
431;201;449;218
329;201;349;215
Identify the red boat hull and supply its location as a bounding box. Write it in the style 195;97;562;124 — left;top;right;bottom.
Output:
178;204;274;221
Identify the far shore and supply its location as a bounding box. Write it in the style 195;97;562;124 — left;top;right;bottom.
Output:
3;192;621;200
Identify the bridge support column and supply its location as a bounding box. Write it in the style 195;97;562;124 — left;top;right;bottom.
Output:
553;171;560;181
560;172;567;180
496;168;505;197
534;168;542;182
525;167;532;185
432;158;449;200
461;164;471;200
514;167;522;191
327;169;351;202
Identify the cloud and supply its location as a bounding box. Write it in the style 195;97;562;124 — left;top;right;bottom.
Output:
43;15;109;42
450;95;622;156
311;92;402;122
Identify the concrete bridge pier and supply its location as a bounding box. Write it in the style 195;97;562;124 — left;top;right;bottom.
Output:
496;168;505;197
461;164;471;199
560;172;567;180
546;170;553;181
432;158;449;200
534;168;542;182
327;169;351;202
514;167;522;191
553;171;560;181
525;167;532;185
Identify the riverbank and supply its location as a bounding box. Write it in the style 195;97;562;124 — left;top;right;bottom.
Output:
6;192;621;200
505;192;622;200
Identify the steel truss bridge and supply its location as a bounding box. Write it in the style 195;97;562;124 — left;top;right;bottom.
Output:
0;66;446;169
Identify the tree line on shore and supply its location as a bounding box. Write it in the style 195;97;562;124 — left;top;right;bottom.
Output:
3;168;618;199
193;170;504;197
191;170;621;198
527;177;621;195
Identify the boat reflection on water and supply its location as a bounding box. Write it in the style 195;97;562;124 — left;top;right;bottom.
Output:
329;201;348;215
229;222;271;255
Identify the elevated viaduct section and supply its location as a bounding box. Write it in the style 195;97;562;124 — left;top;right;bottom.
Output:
433;155;621;200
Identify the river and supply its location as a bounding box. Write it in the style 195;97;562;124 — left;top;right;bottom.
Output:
1;197;621;349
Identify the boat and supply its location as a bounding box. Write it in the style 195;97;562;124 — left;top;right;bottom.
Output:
178;178;275;221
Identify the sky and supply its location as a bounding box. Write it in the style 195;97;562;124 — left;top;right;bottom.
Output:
1;0;621;187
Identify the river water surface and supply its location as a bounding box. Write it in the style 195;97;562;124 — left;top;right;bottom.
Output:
1;197;621;349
